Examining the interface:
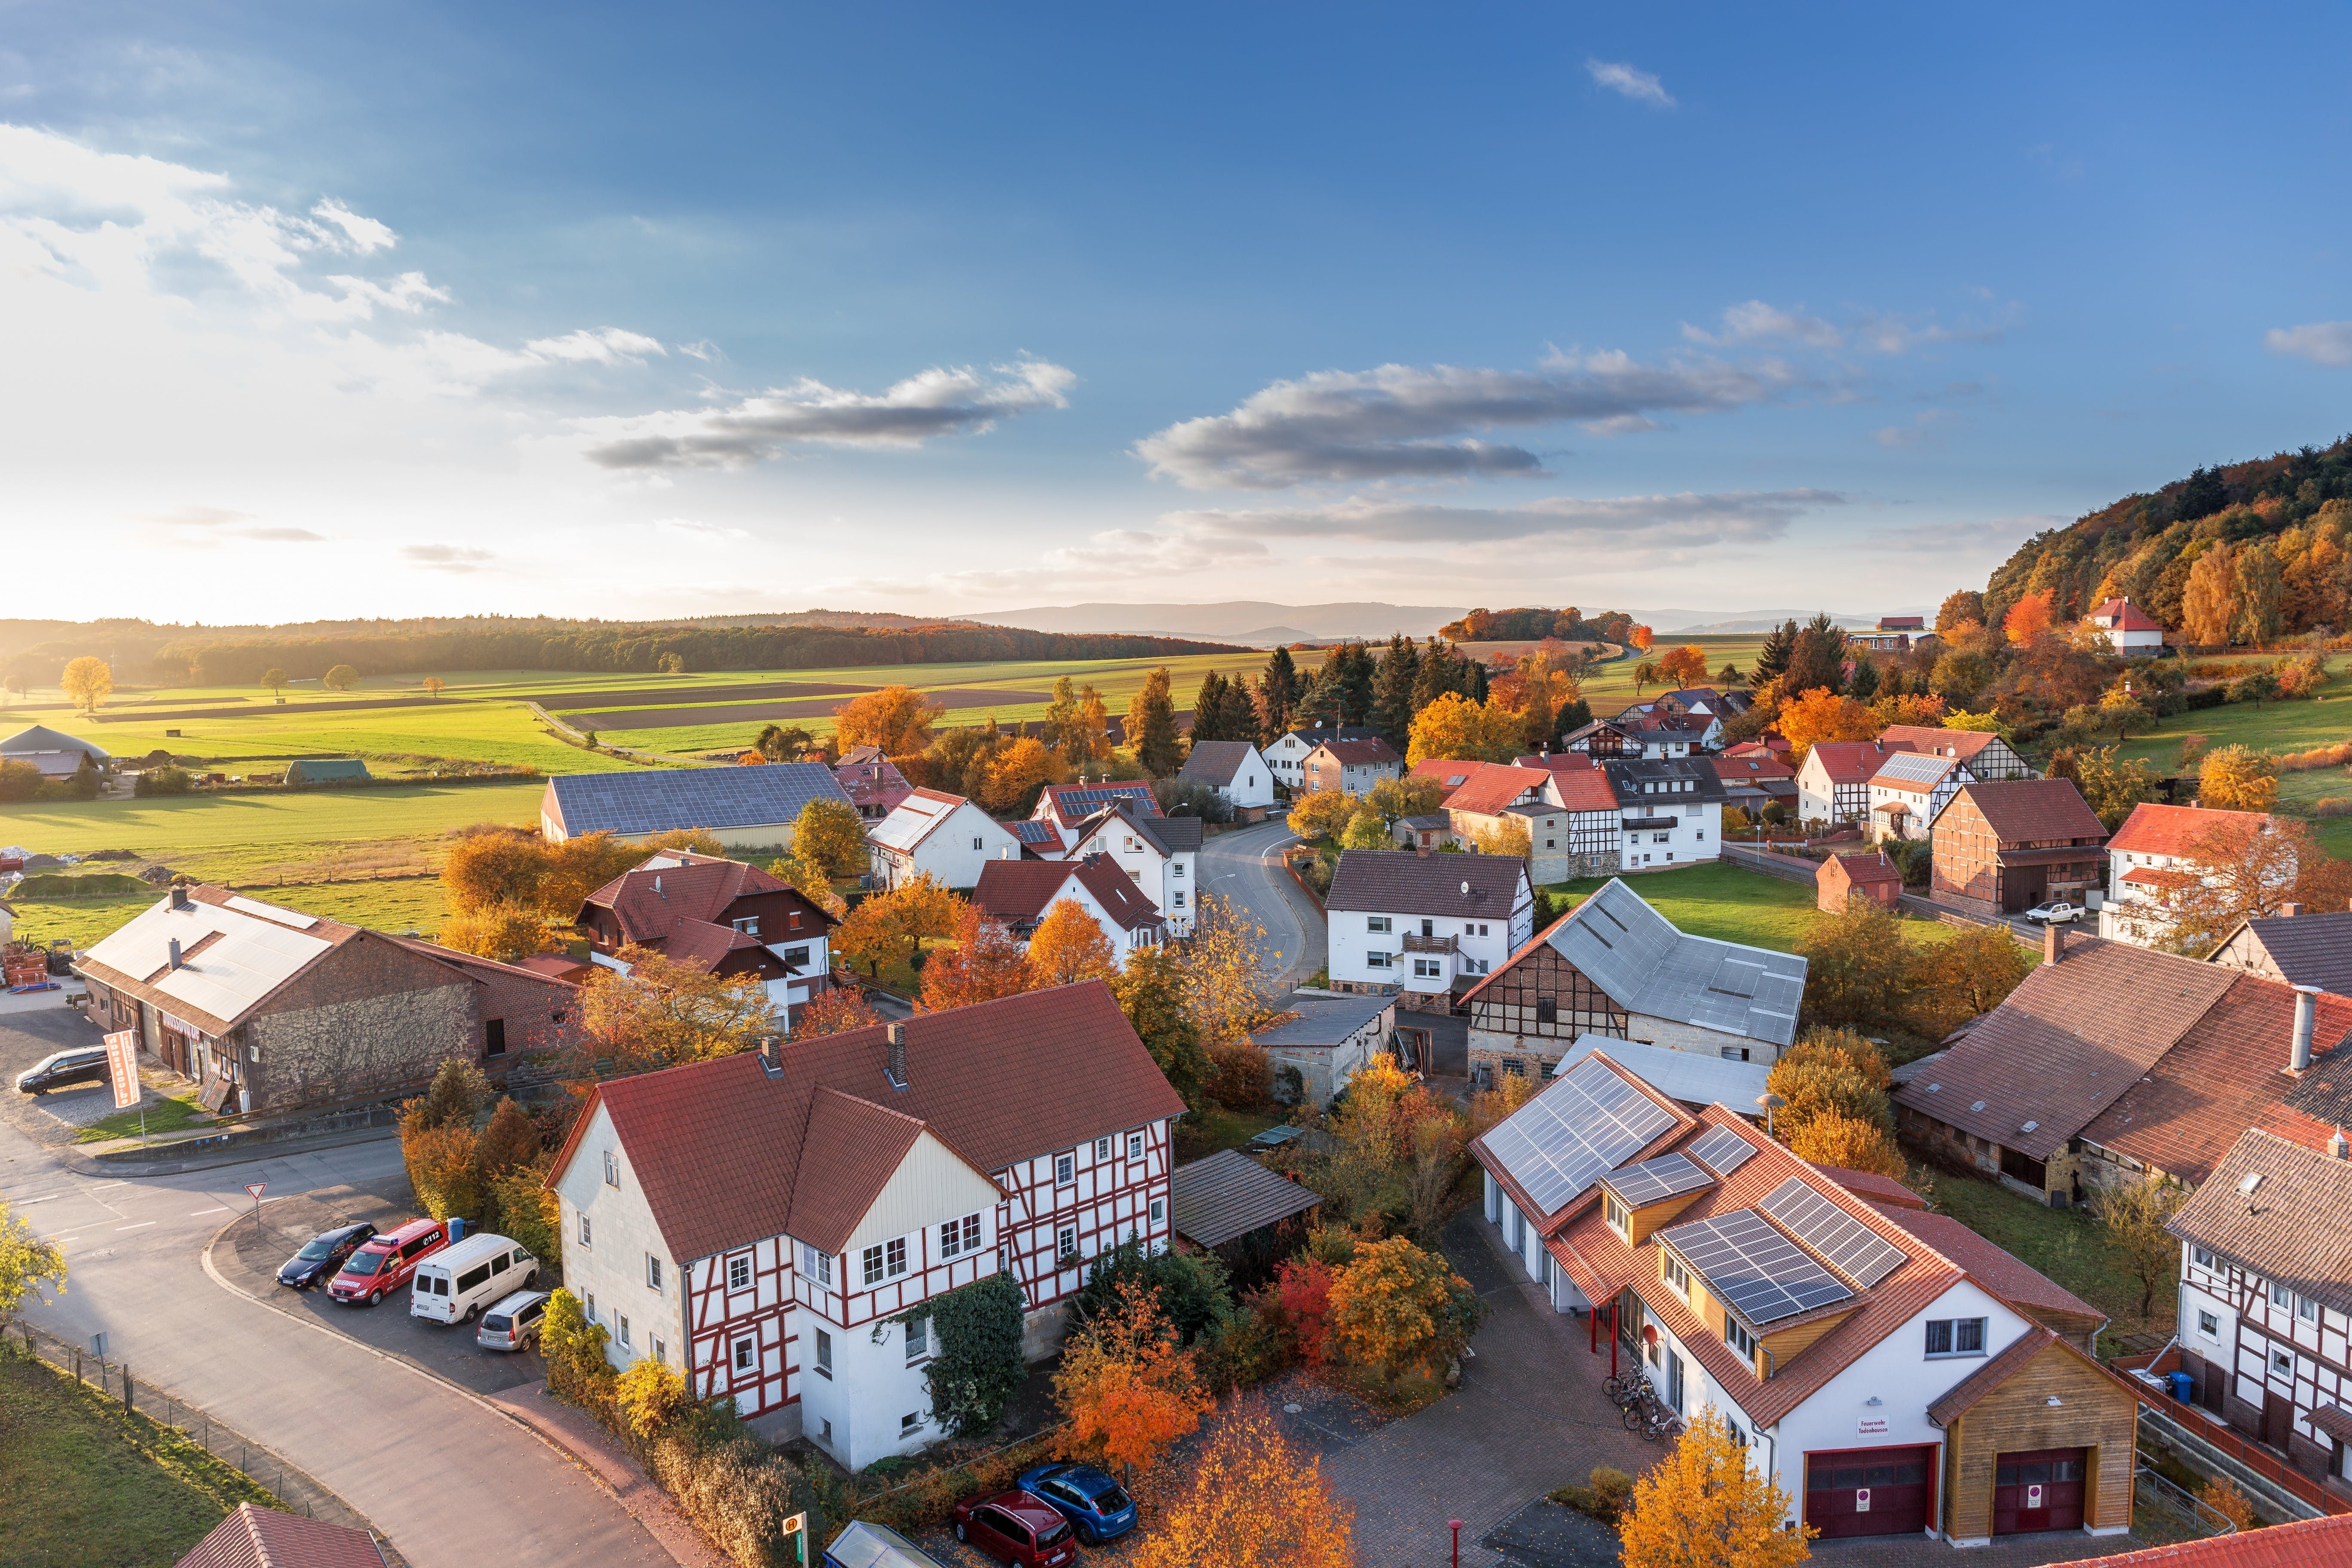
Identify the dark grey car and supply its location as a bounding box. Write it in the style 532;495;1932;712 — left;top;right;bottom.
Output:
15;1047;110;1095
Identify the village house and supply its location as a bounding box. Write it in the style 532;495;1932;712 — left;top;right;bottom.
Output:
1562;715;1695;760
1324;850;1532;1013
1796;740;1917;825
1250;992;1397;1105
541;763;854;854
1604;755;1724;871
545;985;1186;1471
1710;748;1798;821
1866;751;1976;845
1410;760;1574;883
832;745;913;821
2208;907;2352;993
1818;850;1905;913
77;885;578;1113
1462;877;1804;1080
1390;812;1454;852
2084;597;2166;657
1067;798;1203;937
1929;778;2108;918
1301;735;1403;796
1174;738;1276;815
1026;781;1160;854
970;852;1166;968
1627;690;1740;750
575;851;836;1021
2168;1128;2352;1488
867;789;1023;892
1476;1054;2137;1544
2099;802;2289;946
1263;724;1379;794
1877;726;2037;782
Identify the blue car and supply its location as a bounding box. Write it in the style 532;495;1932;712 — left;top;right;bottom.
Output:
1015;1463;1137;1543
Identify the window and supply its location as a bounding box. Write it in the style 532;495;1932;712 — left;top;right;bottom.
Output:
886;1237;907;1278
603;1149;620;1188
2198;1310;2219;1338
585;1290;596;1321
2273;1348;2295;1377
906;1316;930;1362
1535;997;1558;1025
1149;1197;1164;1225
2273;1280;2292;1309
902;1411;923;1434
1057;1224;1078;1260
1128;1131;1145;1160
1925;1317;1986;1357
646;1255;664;1292
617;1313;632;1348
1724;1316;1757;1359
801;1243;833;1284
733;1336;756;1373
781;944;810;972
1055;1152;1076;1186
2300;1294;2320;1323
732;916;759;936
727;1253;753;1294
1472;922;1488;936
1366;916;1392;933
1502;1058;1525;1076
1413;958;1442;979
1661;1253;1690;1294
579;1213;593;1247
1365;950;1391;969
2193;1245;2215;1269
1604;1193;1628;1233
971;836;984;851
485;1018;506;1057
1696;830;1706;842
862;1244;885;1286
941;1213;981;1258
651;1335;666;1365
1173;862;1185;876
815;1328;833;1375
1095;1136;1112;1160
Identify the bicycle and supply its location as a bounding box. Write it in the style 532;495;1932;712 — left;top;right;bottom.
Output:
1603;1369;1648;1403
1621;1387;1681;1441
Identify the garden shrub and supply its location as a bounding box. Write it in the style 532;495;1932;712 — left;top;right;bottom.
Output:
1205;1040;1274;1110
884;1271;1026;1439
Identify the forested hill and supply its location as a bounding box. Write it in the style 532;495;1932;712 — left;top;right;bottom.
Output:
1980;433;2352;632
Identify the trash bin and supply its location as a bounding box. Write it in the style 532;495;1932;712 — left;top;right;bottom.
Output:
448;1217;466;1244
2168;1371;2194;1403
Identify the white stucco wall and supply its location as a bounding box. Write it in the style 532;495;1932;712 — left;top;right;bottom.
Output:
1619;803;1721;870
554;1103;690;1372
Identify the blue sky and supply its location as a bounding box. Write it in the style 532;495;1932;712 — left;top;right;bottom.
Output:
5;3;2349;625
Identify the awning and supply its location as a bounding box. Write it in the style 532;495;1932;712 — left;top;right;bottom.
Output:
2312;1405;2352;1444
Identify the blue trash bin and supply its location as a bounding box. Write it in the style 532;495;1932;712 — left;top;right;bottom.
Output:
449;1217;466;1244
2167;1370;2194;1403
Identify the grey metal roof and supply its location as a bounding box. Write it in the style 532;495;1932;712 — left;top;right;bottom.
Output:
1546;879;1806;1047
2227;912;2352;998
1253;993;1395;1049
546;762;850;838
0;723;109;760
1169;1148;1323;1248
1075;798;1203;857
1326;848;1527;916
1553;1035;1776;1109
1601;756;1728;804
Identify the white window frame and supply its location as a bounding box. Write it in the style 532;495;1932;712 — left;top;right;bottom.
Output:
885;1237;907;1278
906;1315;930;1364
815;1327;833;1375
1057;1224;1078;1259
579;1213;593;1247
646;1255;664;1293
603;1149;619;1188
862;1244;885;1286
1055;1152;1076;1186
726;1252;753;1294
1127;1131;1145;1160
733;1335;757;1372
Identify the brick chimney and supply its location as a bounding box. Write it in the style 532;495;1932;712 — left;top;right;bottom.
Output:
2281;902;2304;919
756;1034;782;1079
2043;922;2065;966
2291;985;2321;1075
2333;1127;2350;1161
885;1021;908;1089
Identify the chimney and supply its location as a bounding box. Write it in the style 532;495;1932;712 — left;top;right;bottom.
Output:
2291;985;2320;1075
756;1034;782;1078
885;1021;907;1089
2333;1127;2350;1161
169;883;189;911
168;938;183;970
2042;922;2065;966
2281;902;2304;919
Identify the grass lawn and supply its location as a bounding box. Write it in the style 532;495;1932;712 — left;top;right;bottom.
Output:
1585;634;1772;718
1174;1106;1281;1162
2104;676;2352;854
77;1092;206;1143
1543;859;1960;957
1926;1171;2171;1345
0;1347;278;1567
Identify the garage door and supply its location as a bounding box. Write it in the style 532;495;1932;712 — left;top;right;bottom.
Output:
1994;1448;2086;1534
1805;1446;1936;1538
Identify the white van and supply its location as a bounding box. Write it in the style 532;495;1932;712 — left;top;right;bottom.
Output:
409;1233;537;1325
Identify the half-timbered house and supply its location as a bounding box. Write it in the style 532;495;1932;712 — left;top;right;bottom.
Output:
545;984;1186;1471
574;851;836;1022
1928;779;2108;918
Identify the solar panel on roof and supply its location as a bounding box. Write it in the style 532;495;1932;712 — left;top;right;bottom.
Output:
1485;1058;1678;1216
1687;1124;1757;1176
1660;1209;1853;1326
1604;1152;1713;1208
1758;1178;1908;1288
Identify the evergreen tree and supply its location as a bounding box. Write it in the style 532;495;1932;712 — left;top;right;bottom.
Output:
1127;667;1182;776
1214;675;1259;743
1555;698;1593;738
1370;635;1421;747
1464;656;1490;705
1750;619;1798;690
1191;672;1236;742
1333;643;1376;726
1256;647;1301;738
1845;655;1880;702
1783;612;1847;696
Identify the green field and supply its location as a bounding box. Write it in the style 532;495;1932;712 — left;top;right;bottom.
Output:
1546;858;1956;955
1584;635;1770;718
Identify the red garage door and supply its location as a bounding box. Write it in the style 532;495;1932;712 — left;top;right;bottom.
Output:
1994;1448;2087;1534
1805;1446;1936;1538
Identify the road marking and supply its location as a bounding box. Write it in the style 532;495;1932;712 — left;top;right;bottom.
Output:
116;1220;158;1231
14;1194;59;1204
190;1206;230;1216
56;1237;80;1245
87;1179;128;1188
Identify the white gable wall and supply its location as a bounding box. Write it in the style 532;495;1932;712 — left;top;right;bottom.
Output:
554;1103;689;1373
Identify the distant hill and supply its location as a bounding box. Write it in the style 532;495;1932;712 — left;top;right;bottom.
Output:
973;601;1466;644
1979;434;2352;630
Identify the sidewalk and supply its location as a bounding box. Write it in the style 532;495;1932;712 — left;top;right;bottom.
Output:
482;1383;729;1568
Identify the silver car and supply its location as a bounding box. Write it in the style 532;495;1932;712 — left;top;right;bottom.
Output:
476;1288;551;1352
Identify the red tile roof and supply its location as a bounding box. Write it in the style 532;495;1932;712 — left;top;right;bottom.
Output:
174;1505;387;1568
1804;740;1917;784
974;853;1164;933
1710;753;1794;784
1956;778;2109;845
1547;767;1620;812
2090;597;2163;633
1442;763;1555;816
1812;1161;1924;1207
1877;725;2006;762
550;983;1185;1265
1825;851;1902;885
2054;1515;2352;1568
1470;1050;1694;1225
2107;801;2274;858
581;858;793;942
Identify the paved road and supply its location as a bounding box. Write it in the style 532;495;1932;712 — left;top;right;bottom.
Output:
1197;818;1325;994
0;1004;674;1568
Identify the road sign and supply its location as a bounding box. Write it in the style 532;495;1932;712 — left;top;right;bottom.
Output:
103;1030;140;1111
245;1182;267;1200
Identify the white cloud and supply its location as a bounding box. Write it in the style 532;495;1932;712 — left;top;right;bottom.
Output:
2265;321;2352;368
133;505;327;547
525;327;669;364
401;543;495;572
1168;488;1837;548
654;517;750;542
1587;59;1675;107
576;359;1077;469
1684;300;1844;349
1134;353;1790;490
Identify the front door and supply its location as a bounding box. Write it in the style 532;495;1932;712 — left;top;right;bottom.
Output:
1804;1446;1936;1538
1994;1448;2087;1534
2264;1391;2293;1451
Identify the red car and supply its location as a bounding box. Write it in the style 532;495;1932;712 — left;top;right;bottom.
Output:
328;1218;447;1305
951;1490;1077;1568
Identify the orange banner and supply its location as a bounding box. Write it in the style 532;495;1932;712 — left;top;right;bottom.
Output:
104;1029;140;1111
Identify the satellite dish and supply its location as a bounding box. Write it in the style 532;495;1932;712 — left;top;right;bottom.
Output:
1461;880;1470;896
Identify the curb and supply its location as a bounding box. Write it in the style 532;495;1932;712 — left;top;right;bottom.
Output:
199;1216;712;1568
57;1124;401;1179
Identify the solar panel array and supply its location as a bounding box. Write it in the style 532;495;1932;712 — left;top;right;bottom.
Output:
1660;1210;1853;1326
1759;1178;1908;1288
1687;1124;1758;1177
1604;1153;1713;1208
1482;1059;1678;1215
1048;784;1160;818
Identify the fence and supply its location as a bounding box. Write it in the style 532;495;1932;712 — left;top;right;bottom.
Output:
5;1320;405;1562
2133;1462;2237;1538
2104;1361;2350;1521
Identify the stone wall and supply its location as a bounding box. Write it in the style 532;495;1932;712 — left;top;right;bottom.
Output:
247;934;483;1110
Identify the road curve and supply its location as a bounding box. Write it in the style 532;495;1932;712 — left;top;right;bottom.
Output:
1197;818;1326;996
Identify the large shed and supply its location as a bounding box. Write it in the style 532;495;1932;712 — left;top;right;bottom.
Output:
540;763;851;853
1170;1148;1322;1257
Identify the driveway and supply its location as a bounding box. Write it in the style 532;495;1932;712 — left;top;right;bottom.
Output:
1197;818;1324;994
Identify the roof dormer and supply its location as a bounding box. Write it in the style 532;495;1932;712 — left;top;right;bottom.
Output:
1599;1153;1714;1245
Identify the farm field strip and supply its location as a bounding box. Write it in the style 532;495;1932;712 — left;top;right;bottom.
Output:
567;686;1055;731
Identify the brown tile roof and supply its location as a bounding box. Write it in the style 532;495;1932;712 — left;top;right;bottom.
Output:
659;917;771;972
1826;851;1902;885
2169;1128;2352;1318
1170;1148;1322;1248
1711;753;1795;784
1877;725;2005;762
386;935;585;994
1892;937;2237;1160
2090;597;2163;632
1177;739;1259;786
1866;1204;2103;1326
1441;764;1555;816
1812;1161;1925;1207
2079;974;2352;1182
1325;848;1526;918
974;854;1164;933
1805;739;1917;784
174;1504;387;1568
1312;737;1402;767
550;983;1186;1265
581;858;794;942
1924;1325;2070;1425
786;1087;939;1253
2107;801;2274;858
1956;778;2109;845
2217;911;2352;997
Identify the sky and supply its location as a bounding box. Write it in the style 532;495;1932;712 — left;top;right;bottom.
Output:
4;2;2351;628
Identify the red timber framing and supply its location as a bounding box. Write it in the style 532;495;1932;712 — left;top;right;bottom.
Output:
1470;942;1630;1051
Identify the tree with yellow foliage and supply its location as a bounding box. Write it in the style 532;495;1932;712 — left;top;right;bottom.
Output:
919;905;1036;1011
1129;1405;1354;1568
2181;542;2242;647
833;684;946;754
1326;1236;1482;1388
980;735;1066;814
1178;892;1276;1046
1776;688;1882;766
1656;645;1711;687
1406;690;1524;765
577;943;777;1077
1787;1110;1909;1180
1052;1279;1211;1479
438;901;548;964
1340;810;1393;850
1287;790;1360;840
1619;1409;1812;1568
790;796;870;879
2198;744;2278;812
832;873;966;976
1028;897;1118;987
60;655;113;714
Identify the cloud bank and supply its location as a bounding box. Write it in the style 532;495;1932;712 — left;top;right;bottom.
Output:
2266;321;2352;368
1587;60;1675;107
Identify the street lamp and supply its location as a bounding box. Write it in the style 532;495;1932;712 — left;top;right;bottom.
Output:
1757;1091;1786;1138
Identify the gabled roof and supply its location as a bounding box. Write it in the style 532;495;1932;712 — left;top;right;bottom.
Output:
974;853;1166;932
2089;597;2163;632
1869;750;1967;794
868;787;981;854
1275;725;1378;749
1071;798;1202;858
1470;880;1804;1046
1005;818;1060;847
174;1504;387;1568
77;885;358;1036
2108;801;2273;858
1170;1148;1322;1249
2213;910;2352;996
1802;739;1916;784
1876;725;2007;762
1892;936;2238;1160
1308;737;1402;767
1251;992;1396;1048
0;723;109;760
660;917;773;972
1814;1163;1926;1209
1825;851;1903;885
1547;766;1621;812
2052;1515;2352;1568
580;856;813;941
1953;778;2108;844
1037;782;1159;827
1602;755;1727;805
2173;1130;2352;1319
1439;763;1554;816
1412;759;1483;790
1552;1033;1773;1109
545;762;850;838
1710;753;1794;784
553;983;1186;1265
1867;1204;2101;1326
1325;848;1526;918
1923;1326;2104;1426
1176;739;1262;786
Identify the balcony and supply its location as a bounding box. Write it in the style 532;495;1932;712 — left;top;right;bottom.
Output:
1402;933;1457;954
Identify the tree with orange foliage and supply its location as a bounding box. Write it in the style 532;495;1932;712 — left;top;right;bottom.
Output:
1052;1278;1212;1479
1274;1255;1338;1366
1619;1409;1811;1568
1325;1236;1482;1388
980;735;1066;815
1128;1404;1354;1568
1775;687;1883;765
1870;692;1948;728
2003;588;2057;646
788;987;880;1039
1028;897;1117;987
832;873;966;976
832;684;946;754
1628;624;1655;651
1656;645;1710;688
919;904;1035;1011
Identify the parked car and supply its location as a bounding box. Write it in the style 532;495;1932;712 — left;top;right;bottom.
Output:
276;1223;377;1290
950;1490;1077;1568
411;1233;536;1325
328;1217;447;1306
2023;900;2084;925
15;1046;110;1095
477;1289;551;1352
1015;1462;1137;1544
